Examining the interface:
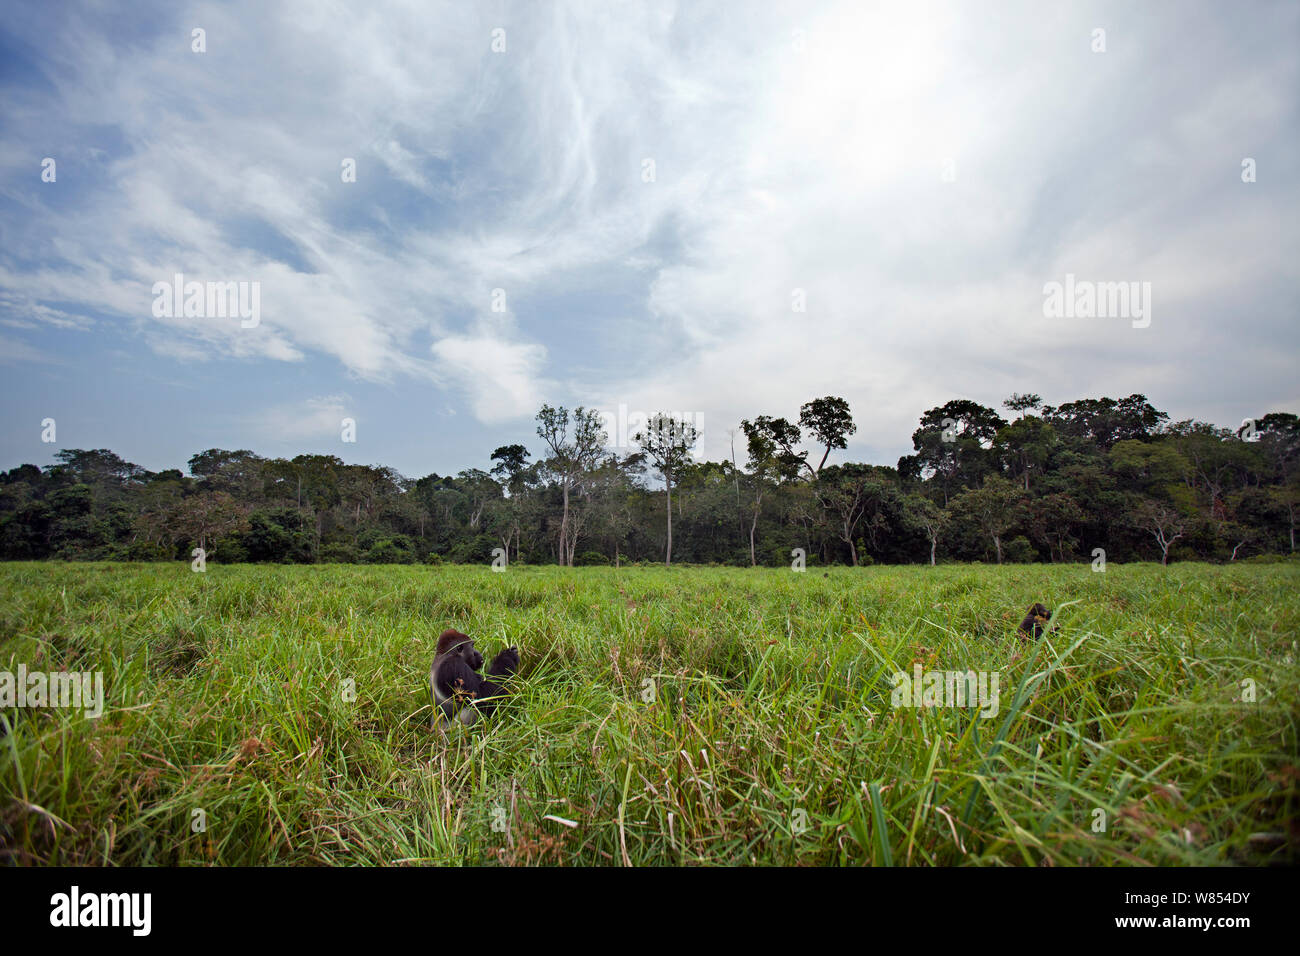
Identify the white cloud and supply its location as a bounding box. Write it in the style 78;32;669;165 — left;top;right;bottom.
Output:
431;334;548;425
0;0;1295;459
254;395;353;443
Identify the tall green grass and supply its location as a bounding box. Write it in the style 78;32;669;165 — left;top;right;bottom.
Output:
1;561;1296;866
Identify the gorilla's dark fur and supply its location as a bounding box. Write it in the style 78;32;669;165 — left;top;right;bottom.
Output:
429;629;519;729
1018;603;1054;639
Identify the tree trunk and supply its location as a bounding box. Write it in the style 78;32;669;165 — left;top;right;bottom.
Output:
665;477;673;566
559;481;571;566
993;534;1003;564
929;535;936;566
730;432;744;542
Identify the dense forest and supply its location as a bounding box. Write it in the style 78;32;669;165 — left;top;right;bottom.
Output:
2;393;1297;567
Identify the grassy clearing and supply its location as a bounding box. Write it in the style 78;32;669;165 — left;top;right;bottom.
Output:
0;561;1296;866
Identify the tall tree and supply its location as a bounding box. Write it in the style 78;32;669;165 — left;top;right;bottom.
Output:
1041;394;1168;450
536;405;606;566
490;444;535;562
994;416;1058;491
172;491;248;557
901;400;1006;506
799;396;857;476
816;463;887;566
739;417;788;566
1003;393;1042;419
951;475;1025;564
741;414;809;480
1128;494;1189;565
905;493;948;566
634;413;700;566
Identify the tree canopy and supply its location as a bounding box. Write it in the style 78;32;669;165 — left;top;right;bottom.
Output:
2;393;1294;567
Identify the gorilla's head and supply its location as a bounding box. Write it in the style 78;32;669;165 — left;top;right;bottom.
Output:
437;628;484;670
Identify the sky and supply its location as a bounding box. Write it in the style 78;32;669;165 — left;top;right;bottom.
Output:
1;0;1297;479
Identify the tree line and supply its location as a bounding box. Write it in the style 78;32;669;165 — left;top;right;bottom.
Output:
1;393;1296;567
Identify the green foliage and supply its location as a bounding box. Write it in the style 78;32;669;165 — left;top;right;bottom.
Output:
239;508;314;563
2;394;1296;568
320;542;359;563
446;534;495;564
1002;536;1036;563
363;535;416;564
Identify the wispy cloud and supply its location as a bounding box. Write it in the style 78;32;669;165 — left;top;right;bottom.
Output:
254;394;354;444
0;0;1296;474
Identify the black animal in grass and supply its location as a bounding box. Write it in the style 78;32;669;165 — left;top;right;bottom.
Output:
1018;603;1056;639
429;629;519;730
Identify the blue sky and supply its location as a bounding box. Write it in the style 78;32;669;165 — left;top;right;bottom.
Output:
1;0;1297;479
